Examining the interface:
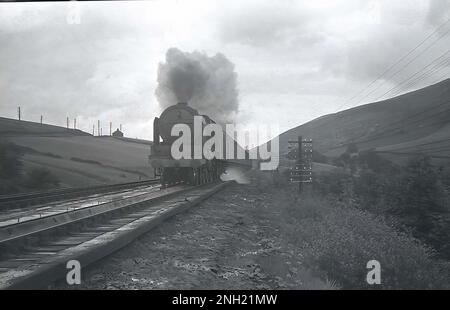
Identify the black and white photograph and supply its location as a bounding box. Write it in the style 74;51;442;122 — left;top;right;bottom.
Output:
0;0;449;294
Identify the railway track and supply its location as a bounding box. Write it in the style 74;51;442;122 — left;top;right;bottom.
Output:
0;182;162;229
0;179;161;210
0;180;231;289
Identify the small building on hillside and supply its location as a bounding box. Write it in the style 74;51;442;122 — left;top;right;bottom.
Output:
112;128;124;137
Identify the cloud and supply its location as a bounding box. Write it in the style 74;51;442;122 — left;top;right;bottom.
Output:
0;2;160;137
427;0;450;29
216;2;318;48
0;0;448;140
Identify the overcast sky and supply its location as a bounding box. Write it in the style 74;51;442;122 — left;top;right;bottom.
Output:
1;0;449;140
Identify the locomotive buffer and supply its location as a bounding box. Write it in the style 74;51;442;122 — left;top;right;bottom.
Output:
288;136;313;193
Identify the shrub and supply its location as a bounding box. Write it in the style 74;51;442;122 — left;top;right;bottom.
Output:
346;142;358;154
25;168;59;190
315;155;450;259
313;169;351;198
0;142;23;178
357;150;398;174
312;150;329;164
290;196;450;289
70;157;102;165
390;157;450;257
0;143;24;194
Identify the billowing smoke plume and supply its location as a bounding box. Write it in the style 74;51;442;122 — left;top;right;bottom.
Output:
155;48;239;124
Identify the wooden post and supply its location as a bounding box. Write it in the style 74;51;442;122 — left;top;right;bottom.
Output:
289;136;313;196
298;135;303;193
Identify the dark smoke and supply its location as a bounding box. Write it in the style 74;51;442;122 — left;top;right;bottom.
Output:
155;48;239;124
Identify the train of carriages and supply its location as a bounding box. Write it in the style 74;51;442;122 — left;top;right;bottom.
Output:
149;102;251;188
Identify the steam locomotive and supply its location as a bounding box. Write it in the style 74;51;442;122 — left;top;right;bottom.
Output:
149;102;224;187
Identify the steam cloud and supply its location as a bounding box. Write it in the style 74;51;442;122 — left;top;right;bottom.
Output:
155;48;239;124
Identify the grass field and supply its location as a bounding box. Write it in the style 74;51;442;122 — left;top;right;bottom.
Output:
0;118;154;188
268;79;450;164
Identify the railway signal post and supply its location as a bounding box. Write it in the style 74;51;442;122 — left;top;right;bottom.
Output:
289;136;313;194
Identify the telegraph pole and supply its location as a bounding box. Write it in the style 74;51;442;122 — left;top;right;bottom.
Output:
74;118;76;130
298;135;303;193
289;136;313;194
302;138;313;195
97;120;100;136
66;117;69;129
93;124;95;136
40;115;43;126
18;107;21;121
110;122;112;136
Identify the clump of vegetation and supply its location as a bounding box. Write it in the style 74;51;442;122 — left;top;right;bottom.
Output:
0;142;60;194
288;196;449;289
319;150;450;259
24;168;60;190
70;157;102;165
312;150;329;164
252;170;450;289
0;142;24;193
265;145;450;288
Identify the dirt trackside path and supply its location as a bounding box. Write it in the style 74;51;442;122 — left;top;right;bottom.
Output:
56;172;332;289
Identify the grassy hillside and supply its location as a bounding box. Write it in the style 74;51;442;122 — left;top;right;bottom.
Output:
0;117;90;137
274;79;450;164
0;118;154;188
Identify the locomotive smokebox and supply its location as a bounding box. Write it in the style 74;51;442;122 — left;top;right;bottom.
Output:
157;102;199;144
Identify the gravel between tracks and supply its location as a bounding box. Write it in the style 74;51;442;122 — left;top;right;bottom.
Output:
55;174;331;290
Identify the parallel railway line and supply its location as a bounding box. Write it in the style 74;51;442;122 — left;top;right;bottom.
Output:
0;180;231;289
0;179;161;210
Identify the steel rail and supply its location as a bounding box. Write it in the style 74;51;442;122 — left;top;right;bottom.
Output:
0;181;231;289
0;179;160;209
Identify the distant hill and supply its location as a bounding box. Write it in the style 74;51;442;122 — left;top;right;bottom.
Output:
271;78;450;165
0;118;154;187
0;117;90;137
